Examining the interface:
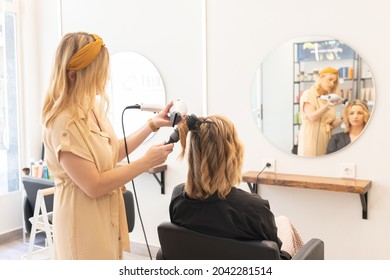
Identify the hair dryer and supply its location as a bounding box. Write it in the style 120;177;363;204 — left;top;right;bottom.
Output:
318;93;346;104
165;114;199;145
126;99;187;126
165;128;179;144
168;99;187;126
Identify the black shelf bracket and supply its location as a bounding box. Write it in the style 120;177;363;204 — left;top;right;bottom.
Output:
152;171;165;194
247;182;258;194
360;193;368;220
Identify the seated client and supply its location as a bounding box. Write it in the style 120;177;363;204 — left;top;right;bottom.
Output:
169;114;303;259
326;99;370;154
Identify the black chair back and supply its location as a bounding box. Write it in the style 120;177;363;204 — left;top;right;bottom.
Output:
156;222;281;260
123;190;135;233
22;176;55;212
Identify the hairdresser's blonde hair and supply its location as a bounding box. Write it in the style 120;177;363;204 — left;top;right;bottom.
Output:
343;99;370;132
41;32;110;129
314;72;340;94
177;115;244;200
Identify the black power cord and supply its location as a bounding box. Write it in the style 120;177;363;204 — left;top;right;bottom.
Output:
255;162;272;187
121;106;153;260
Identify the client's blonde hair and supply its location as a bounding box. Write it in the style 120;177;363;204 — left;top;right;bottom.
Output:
343;99;370;132
177;115;244;200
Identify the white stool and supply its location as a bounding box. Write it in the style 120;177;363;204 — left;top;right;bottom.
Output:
22;187;54;260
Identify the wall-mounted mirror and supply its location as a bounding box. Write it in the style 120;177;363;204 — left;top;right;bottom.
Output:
108;52;166;141
251;36;375;157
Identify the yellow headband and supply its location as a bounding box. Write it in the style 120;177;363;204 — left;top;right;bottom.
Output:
66;34;105;71
319;67;339;75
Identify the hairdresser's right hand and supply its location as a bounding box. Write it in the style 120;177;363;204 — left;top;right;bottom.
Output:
328;95;344;106
153;101;174;128
327;98;343;108
142;142;174;168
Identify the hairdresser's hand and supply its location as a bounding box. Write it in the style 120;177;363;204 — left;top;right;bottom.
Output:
142;142;174;168
153;101;174;128
327;98;343;108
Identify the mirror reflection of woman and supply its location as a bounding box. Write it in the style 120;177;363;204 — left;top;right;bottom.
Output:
326;100;370;154
297;67;344;156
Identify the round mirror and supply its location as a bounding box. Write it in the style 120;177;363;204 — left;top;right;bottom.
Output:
108;52;166;142
251;36;375;157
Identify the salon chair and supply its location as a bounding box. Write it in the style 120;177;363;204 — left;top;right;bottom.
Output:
156;222;324;260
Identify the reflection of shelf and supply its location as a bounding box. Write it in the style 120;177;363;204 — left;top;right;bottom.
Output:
242;171;372;219
294;57;356;63
295;78;359;83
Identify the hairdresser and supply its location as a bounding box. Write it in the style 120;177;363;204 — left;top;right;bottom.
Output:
297;67;344;156
41;32;174;259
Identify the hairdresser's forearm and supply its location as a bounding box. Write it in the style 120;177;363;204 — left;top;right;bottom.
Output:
88;159;151;197
60;151;152;198
331;118;343;128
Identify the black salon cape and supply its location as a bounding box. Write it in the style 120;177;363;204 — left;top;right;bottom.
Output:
326;132;351;154
169;184;291;260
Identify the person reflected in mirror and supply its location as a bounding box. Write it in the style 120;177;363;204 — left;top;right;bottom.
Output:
326;100;370;154
298;67;344;156
41;32;174;259
169;115;304;259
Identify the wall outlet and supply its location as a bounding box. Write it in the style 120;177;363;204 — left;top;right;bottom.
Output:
261;158;275;173
340;163;355;178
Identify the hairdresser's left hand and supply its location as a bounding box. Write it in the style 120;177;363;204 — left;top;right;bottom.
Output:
153;101;174;128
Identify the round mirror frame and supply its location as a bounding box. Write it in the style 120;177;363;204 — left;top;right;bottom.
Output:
250;36;375;157
108;51;166;142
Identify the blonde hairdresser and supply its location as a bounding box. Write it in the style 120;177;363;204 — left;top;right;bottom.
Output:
42;32;174;259
298;67;344;156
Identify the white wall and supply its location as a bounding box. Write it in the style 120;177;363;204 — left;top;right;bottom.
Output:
207;0;390;259
0;0;60;235
3;0;390;259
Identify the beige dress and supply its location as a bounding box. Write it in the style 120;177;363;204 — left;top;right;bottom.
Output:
42;110;130;259
298;87;336;156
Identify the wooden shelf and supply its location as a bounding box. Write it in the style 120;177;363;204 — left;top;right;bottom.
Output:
242;171;372;219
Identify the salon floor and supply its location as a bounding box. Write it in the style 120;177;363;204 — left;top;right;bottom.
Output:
0;232;159;260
